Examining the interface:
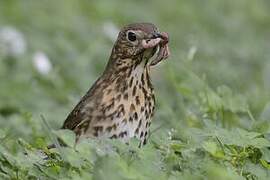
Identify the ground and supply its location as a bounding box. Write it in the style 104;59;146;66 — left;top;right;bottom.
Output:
0;0;270;179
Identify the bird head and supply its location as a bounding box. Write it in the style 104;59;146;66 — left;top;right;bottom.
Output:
108;23;170;69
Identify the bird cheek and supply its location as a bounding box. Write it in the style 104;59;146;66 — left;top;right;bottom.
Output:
127;46;138;57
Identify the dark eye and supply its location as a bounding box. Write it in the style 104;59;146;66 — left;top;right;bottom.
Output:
127;32;137;42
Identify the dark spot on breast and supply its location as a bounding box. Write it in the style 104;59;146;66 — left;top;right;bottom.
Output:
121;81;128;92
141;74;145;85
130;103;135;112
143;138;147;145
135;96;140;105
105;100;115;112
138;119;142;128
119;66;129;73
115;83;120;91
122;118;127;124
146;122;149;128
116;104;125;117
116;94;121;102
93;131;98;137
141;106;145;112
106;126;112;133
119;131;127;138
112;123;117;130
142;88;147;98
150;112;154;118
132;86;137;96
124;93;128;100
106;89;112;95
116;112;121;118
133;112;138;121
110;134;117;139
144;131;148;137
134;58;142;67
135;127;139;134
80;120;90;133
129;77;134;87
145;111;149;119
152;102;155;110
107;111;117;120
116;77;122;84
113;104;126;120
140;131;144;138
93;126;103;132
128;68;132;77
93;126;103;137
152;94;155;103
129;116;133;122
145;71;152;89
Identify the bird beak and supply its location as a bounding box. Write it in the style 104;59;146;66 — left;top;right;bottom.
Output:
142;32;169;49
153;32;169;44
151;32;169;43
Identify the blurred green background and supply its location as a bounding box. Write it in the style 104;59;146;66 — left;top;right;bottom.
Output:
1;0;270;179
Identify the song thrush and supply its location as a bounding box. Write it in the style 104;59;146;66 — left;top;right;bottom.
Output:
62;23;170;146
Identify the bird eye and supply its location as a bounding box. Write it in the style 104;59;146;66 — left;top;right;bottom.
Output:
127;31;137;42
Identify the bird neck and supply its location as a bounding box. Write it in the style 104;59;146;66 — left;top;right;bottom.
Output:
105;51;145;73
102;54;151;86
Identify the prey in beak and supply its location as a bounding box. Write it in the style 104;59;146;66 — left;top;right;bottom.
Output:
142;32;170;66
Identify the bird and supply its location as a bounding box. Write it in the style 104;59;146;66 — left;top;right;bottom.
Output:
61;23;170;146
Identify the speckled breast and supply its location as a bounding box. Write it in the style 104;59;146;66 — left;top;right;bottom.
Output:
88;64;155;145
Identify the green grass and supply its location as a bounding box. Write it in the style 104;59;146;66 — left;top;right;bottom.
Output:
1;0;270;179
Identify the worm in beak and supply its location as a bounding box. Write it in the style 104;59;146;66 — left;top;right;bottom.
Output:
141;32;170;66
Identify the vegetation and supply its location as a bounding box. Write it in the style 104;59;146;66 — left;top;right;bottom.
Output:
0;0;270;179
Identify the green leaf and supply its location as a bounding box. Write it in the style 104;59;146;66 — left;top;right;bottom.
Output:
205;163;245;180
249;138;270;149
261;148;270;162
202;141;218;155
214;128;270;148
0;129;5;139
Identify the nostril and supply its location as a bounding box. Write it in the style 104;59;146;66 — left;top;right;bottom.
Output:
152;32;162;39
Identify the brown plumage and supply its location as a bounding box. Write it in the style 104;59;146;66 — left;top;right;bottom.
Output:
62;23;170;146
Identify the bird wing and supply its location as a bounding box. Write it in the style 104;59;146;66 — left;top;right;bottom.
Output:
61;77;104;130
